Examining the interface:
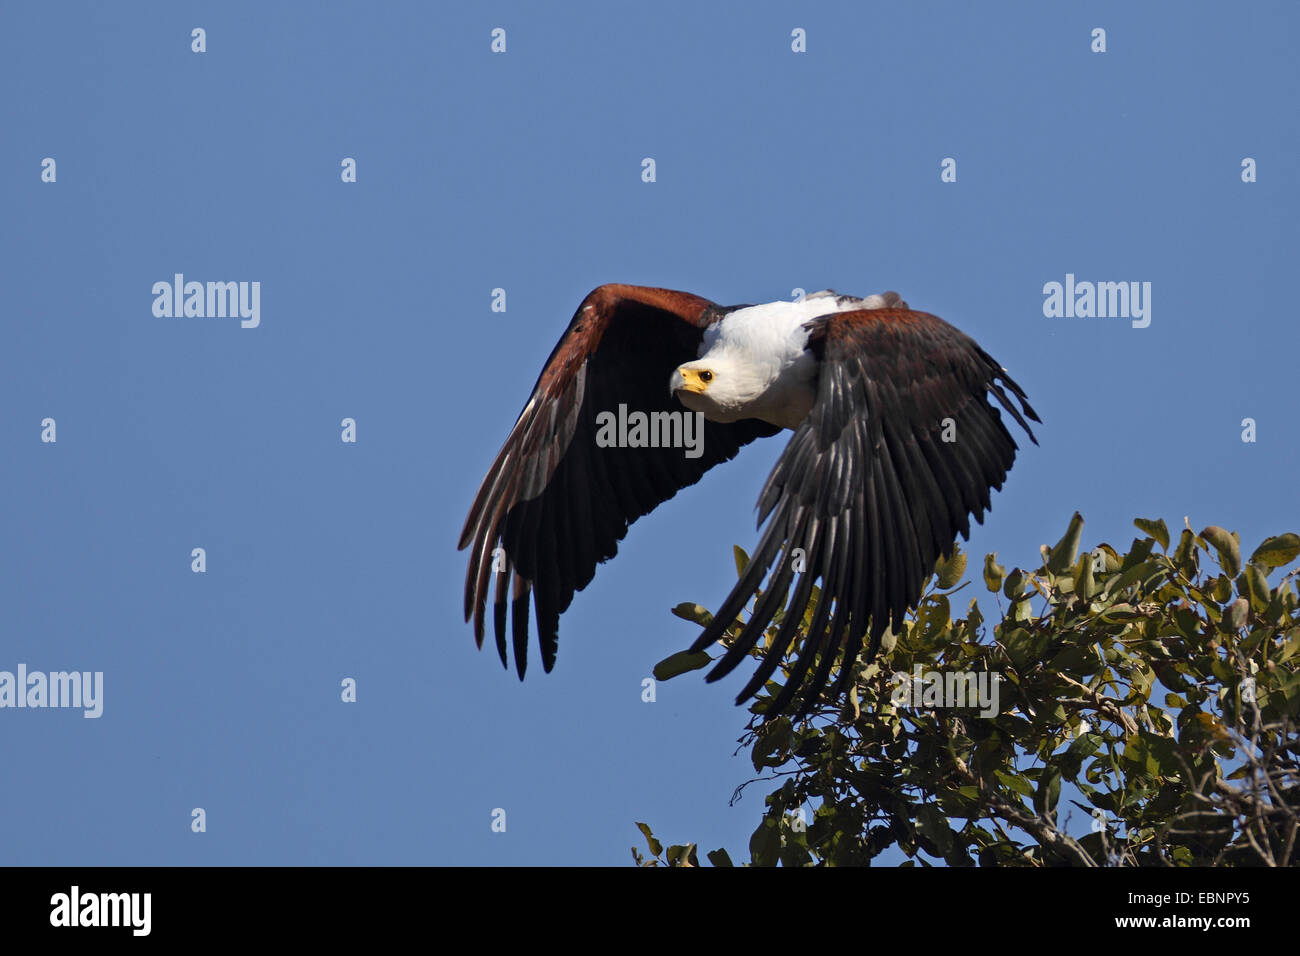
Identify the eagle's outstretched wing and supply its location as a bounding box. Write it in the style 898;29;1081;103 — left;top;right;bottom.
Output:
688;308;1040;717
459;284;780;677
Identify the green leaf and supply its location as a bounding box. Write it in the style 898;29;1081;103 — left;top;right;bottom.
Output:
706;848;734;867
1102;559;1163;598
1138;731;1184;778
1048;512;1085;573
915;804;954;855
1250;533;1300;571
983;553;1005;593
1034;767;1062;817
1123;734;1159;777
1239;563;1270;612
1092;544;1120;573
935;546;967;590
653;649;713;681
1128;663;1155;701
1120;537;1155;571
749;819;781;867
1075;553;1096;600
994;769;1035;798
734;545;751;578
1200;526;1242;577
1049;643;1103;676
665;843;698;866
916;594;951;639
1223;597;1249;632
1003;568;1027;600
1069;733;1104;763
751;717;794;771
670;602;714;626
1134;517;1170;551
636;822;662;858
1001;628;1034;670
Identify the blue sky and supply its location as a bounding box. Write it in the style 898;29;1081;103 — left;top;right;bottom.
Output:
1;1;1295;865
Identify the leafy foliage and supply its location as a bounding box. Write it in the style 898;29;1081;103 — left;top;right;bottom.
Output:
636;515;1300;866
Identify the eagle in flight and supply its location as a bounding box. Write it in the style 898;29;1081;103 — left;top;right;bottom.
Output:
459;284;1039;717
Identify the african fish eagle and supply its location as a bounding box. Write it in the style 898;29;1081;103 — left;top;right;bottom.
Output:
459;284;1040;717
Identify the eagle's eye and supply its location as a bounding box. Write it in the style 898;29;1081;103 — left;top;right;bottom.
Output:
699;370;713;383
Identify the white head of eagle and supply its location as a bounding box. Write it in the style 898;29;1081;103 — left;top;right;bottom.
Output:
460;284;1039;719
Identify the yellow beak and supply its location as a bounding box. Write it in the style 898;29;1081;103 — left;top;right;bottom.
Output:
672;367;709;395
